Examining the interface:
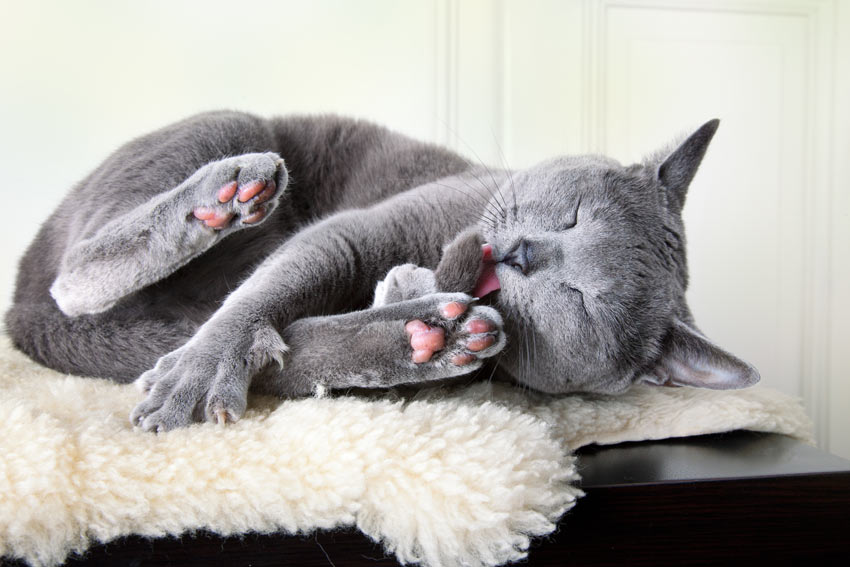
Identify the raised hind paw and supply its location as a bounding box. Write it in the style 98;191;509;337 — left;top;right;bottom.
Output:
185;152;287;232
47;153;289;317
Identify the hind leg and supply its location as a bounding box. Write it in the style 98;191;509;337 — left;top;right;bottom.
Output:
50;153;288;316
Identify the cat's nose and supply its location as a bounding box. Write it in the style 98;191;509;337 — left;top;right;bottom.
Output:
501;240;530;274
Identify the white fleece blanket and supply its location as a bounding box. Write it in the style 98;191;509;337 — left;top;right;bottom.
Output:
0;337;813;567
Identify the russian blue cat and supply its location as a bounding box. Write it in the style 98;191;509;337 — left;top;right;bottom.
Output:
5;112;758;431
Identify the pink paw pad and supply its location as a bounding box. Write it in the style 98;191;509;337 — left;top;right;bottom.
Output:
193;207;234;229
217;181;238;203
405;320;445;363
253;181;277;204
237;180;269;202
196;178;279;230
466;335;495;352
451;353;476;366
242;206;268;224
440;301;468;319
465;319;494;334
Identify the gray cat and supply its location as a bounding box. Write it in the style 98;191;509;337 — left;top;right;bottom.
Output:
5;111;759;432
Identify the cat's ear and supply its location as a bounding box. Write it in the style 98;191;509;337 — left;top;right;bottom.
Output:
641;319;760;389
653;119;720;213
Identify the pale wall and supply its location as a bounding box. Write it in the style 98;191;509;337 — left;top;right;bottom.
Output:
1;0;847;456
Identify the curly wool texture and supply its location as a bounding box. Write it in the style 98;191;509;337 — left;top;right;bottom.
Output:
0;337;811;567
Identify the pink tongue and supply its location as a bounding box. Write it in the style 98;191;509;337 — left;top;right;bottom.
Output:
472;244;501;298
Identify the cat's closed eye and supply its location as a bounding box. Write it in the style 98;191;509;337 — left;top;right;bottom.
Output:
561;199;580;230
558;282;589;316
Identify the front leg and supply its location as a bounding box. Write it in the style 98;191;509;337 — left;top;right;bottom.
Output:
130;314;288;431
261;293;506;396
130;189;483;431
130;198;451;431
131;291;505;431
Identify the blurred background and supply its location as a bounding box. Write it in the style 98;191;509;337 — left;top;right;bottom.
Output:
1;0;847;456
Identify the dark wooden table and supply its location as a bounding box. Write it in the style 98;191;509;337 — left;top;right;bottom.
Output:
6;431;850;566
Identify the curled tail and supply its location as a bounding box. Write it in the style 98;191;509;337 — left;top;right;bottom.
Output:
4;302;195;383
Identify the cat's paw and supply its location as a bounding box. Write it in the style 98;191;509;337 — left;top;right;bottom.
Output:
273;293;506;395
403;297;505;370
186;152;287;231
130;321;287;432
130;344;249;432
372;264;438;307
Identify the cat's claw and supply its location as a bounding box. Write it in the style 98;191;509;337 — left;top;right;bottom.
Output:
213;407;234;425
131;348;250;433
130;320;284;432
440;300;467;319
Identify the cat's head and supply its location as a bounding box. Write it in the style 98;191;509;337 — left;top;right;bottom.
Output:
470;120;759;394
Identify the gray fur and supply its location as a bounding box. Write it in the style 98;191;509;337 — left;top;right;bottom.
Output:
5;111;759;432
373;264;438;307
270;293;505;396
51;152;287;316
433;229;486;294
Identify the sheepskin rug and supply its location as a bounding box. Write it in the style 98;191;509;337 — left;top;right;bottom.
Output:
0;336;812;567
